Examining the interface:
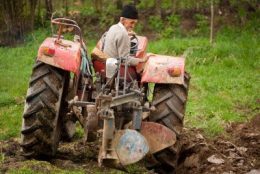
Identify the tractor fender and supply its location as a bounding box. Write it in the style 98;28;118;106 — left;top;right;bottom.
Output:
141;54;185;85
37;37;81;75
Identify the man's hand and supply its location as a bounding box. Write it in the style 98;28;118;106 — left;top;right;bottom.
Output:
128;53;156;66
128;57;141;66
128;30;136;36
140;53;156;63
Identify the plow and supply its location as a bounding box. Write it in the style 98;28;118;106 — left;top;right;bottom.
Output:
20;17;190;173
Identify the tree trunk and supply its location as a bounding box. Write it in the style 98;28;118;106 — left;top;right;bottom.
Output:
29;0;38;30
116;0;122;10
45;0;53;20
154;0;161;17
93;0;103;13
171;0;177;14
210;0;214;44
37;0;42;26
1;0;25;45
219;0;231;14
63;0;69;16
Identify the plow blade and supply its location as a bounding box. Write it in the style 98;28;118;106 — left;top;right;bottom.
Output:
113;129;149;166
140;122;176;154
100;129;149;168
100;123;176;168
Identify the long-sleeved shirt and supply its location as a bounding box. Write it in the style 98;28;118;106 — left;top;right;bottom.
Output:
103;22;130;58
102;22;143;66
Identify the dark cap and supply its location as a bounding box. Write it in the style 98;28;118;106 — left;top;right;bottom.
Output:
121;4;138;19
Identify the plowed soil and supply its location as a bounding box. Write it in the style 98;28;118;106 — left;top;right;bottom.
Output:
1;115;259;174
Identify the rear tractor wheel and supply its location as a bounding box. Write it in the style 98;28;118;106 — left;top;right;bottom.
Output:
21;61;67;158
146;72;190;174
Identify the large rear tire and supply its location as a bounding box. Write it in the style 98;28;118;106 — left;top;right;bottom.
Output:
21;61;67;158
146;72;190;174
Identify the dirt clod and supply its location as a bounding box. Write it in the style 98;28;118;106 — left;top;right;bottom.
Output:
207;155;224;164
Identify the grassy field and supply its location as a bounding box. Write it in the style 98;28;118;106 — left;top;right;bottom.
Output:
0;25;259;173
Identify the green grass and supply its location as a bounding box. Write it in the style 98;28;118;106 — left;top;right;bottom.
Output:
5;159;146;174
0;29;50;140
6;160;85;174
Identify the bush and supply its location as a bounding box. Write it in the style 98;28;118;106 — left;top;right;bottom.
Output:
148;16;164;32
193;14;209;36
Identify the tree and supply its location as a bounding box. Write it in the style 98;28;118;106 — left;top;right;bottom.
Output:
45;0;53;20
0;0;25;45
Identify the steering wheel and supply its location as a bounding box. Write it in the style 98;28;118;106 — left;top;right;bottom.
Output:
130;35;139;56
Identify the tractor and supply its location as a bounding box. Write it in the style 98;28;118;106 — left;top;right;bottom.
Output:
20;17;190;174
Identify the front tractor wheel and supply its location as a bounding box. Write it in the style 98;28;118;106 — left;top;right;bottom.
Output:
21;61;67;158
146;72;190;174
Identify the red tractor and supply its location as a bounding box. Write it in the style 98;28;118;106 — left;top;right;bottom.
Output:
21;18;190;173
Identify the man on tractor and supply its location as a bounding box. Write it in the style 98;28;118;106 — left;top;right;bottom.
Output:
20;6;190;173
92;4;147;66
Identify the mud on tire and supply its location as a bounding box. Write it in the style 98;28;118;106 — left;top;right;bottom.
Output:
146;72;190;174
21;61;66;158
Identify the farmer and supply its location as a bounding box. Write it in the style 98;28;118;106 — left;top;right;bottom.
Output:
98;4;145;65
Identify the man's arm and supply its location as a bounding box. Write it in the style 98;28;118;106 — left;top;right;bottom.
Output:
115;32;143;66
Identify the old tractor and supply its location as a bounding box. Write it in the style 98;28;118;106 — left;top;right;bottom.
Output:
20;18;190;174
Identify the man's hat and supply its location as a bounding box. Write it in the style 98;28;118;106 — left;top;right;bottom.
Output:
121;4;138;20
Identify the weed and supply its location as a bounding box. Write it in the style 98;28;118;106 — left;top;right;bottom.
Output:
0;153;4;164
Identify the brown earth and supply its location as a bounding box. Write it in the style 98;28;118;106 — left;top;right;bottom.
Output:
1;115;259;174
177;115;260;174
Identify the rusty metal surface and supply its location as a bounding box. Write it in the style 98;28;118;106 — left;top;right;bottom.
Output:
140;122;176;154
132;107;142;130
96;92;142;109
37;37;81;75
141;55;185;84
86;105;98;131
113;129;149;165
98;109;117;167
